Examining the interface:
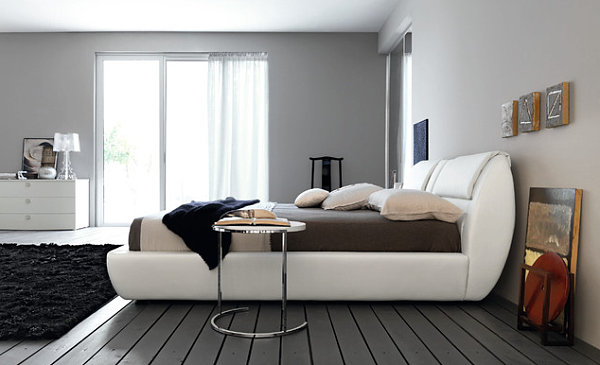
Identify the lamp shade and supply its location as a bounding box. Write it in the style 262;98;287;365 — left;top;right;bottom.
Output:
53;133;80;152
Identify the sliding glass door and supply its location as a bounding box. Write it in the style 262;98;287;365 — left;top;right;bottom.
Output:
99;58;161;225
96;54;210;225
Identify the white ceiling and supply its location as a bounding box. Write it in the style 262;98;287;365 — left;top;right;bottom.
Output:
0;0;399;33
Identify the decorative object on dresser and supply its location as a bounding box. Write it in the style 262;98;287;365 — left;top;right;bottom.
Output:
53;132;81;180
546;82;570;128
0;179;89;230
518;92;541;133
501;100;518;137
22;138;55;179
517;187;582;346
0;243;118;340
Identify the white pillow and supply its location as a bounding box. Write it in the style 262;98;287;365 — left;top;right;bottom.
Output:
321;183;383;211
294;188;329;208
403;160;440;190
367;189;397;212
379;189;464;223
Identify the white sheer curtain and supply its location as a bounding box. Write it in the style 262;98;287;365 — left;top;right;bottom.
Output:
207;52;269;201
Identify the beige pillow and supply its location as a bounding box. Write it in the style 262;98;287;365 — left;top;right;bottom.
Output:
321;183;383;211
294;188;329;208
367;188;397;212
379;189;463;223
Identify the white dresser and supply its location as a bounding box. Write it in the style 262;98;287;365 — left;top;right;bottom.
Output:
0;179;89;230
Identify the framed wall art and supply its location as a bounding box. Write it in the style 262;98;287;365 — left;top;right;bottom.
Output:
501;100;518;137
518;92;541;133
413;119;429;164
546;82;570;128
22;138;56;178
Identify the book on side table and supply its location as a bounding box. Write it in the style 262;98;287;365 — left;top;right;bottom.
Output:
215;208;290;227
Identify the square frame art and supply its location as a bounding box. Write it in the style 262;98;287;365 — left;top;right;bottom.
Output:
22;138;55;178
518;92;541;133
546;82;570;128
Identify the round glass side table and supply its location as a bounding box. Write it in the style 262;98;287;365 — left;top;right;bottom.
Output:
211;221;307;338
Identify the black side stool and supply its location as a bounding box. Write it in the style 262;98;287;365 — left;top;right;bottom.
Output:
310;156;343;191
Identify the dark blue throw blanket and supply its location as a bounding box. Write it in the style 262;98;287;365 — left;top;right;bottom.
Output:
162;197;259;270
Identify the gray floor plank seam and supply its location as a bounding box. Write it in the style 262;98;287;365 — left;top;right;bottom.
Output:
437;304;534;365
371;304;438;365
417;304;502;365
394;304;469;365
460;303;566;365
151;303;215;365
481;301;600;365
52;301;147;365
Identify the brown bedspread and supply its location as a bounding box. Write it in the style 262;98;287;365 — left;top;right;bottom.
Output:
271;204;461;252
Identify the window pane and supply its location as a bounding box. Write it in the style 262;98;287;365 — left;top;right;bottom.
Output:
103;60;160;224
166;60;209;210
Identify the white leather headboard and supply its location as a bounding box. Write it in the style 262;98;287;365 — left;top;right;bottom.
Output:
403;160;440;190
432;151;510;199
441;153;515;300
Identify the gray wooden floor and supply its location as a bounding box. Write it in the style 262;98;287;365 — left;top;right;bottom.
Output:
1;228;599;364
1;298;599;365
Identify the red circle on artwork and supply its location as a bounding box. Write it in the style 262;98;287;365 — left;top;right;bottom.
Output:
524;252;569;326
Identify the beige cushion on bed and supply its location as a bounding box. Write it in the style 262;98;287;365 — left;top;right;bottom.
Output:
378;189;464;223
294;188;329;207
321;183;383;211
367;188;396;212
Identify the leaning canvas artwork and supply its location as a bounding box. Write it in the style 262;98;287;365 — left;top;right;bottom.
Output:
518;92;541;133
501;100;518;137
524;187;582;272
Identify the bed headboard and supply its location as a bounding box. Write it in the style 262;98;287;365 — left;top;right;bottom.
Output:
428;152;515;300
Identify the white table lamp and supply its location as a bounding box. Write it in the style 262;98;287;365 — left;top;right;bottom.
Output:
53;132;80;180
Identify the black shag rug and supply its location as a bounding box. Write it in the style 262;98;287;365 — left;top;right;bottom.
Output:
0;243;119;340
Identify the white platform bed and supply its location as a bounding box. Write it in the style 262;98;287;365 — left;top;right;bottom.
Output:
107;152;515;301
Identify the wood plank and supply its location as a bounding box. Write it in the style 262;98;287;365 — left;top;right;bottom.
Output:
349;303;407;365
437;304;535;364
280;303;311;365
21;297;130;365
0;340;50;365
305;303;344;365
83;302;169;365
119;303;192;365
247;302;281;365
0;340;45;364
215;303;259;365
151;303;215;365
416;304;501;365
328;303;375;365
183;303;236;365
481;301;599;365
52;301;147;365
460;303;566;364
394;304;469;365
371;304;438;365
0;341;21;356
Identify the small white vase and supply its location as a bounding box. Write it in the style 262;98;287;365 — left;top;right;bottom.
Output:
38;166;57;179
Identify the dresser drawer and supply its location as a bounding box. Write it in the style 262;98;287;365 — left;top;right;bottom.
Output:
0;213;78;230
0;181;77;197
0;197;76;214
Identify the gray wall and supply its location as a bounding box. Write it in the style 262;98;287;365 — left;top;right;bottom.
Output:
0;32;386;221
380;0;600;349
